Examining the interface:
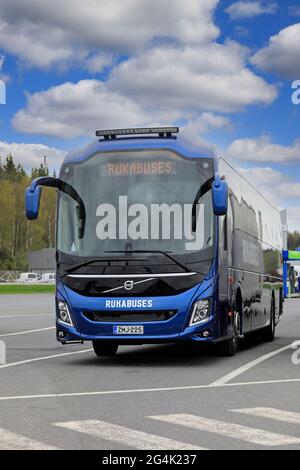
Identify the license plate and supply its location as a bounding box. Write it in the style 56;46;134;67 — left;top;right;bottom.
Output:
113;325;144;335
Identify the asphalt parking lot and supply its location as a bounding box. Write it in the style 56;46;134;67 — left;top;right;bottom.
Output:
0;294;300;450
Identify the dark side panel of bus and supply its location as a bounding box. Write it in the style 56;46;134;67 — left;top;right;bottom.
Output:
218;158;283;337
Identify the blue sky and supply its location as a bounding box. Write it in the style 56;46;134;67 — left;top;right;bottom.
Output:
0;0;300;229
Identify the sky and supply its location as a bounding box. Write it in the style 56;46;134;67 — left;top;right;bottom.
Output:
0;0;300;230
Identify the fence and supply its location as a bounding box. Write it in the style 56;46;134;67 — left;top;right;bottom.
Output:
0;269;55;282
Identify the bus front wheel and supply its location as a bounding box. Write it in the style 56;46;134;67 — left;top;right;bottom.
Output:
219;336;237;357
92;341;118;357
262;299;276;342
219;309;241;357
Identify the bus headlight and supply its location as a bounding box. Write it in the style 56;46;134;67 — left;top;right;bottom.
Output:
57;300;73;326
190;299;210;326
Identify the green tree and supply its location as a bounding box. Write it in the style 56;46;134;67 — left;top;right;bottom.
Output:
288;231;300;250
0;153;56;269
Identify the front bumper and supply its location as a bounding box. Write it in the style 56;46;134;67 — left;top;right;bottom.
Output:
56;318;215;344
56;280;218;344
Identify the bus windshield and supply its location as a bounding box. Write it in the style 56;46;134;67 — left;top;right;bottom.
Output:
57;150;215;258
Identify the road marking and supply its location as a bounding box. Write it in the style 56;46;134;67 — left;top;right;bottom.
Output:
224;378;300;387
0;348;93;370
54;419;205;450
210;343;295;386
0;385;210;401
0;377;300;402
0;326;55;337
149;414;300;447
0;314;52;318
233;407;300;424
0;427;59;450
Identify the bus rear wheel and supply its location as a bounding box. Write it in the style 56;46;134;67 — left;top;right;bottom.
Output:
92;341;118;357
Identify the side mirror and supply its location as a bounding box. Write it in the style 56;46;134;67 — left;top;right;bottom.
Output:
212;174;228;216
25;176;86;238
25;177;57;220
25;184;42;220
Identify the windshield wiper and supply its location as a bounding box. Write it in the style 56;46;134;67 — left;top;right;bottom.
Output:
105;250;193;273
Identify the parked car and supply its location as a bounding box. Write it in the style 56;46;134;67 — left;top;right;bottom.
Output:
16;273;39;284
0;278;7;283
38;273;56;284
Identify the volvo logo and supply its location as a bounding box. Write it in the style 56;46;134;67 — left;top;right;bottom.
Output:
101;277;155;294
124;280;134;291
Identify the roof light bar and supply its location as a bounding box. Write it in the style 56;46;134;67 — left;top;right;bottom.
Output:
96;127;179;138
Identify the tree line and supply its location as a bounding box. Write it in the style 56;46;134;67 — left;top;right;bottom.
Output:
288;231;300;251
0;154;56;270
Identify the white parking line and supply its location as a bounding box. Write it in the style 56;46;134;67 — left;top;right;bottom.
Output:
0;327;55;337
232;408;300;424
0;314;52;318
149;414;300;447
0;348;93;370
210;343;295;386
0;427;59;450
54;419;206;450
0;377;300;402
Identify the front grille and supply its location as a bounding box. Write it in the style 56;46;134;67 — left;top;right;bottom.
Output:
82;309;178;323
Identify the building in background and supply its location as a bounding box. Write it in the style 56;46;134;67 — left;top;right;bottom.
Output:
28;248;55;275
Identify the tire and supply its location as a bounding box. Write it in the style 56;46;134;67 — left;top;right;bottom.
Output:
92;341;118;357
219;308;241;357
219;336;237;357
262;300;276;342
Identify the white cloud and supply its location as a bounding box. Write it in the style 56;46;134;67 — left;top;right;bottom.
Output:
84;53;114;74
0;141;65;172
226;1;278;20
238;167;300;199
286;207;300;232
225;137;300;230
6;1;278;139
12;36;278;139
183;113;231;135
251;23;300;79
225;136;300;164
109;42;276;114
12;45;277;138
0;0;219;68
237;167;282;209
237;166;300;230
0;22;74;69
12;80;150;138
6;2;278;137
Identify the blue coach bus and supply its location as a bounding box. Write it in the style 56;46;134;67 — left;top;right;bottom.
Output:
25;128;283;357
